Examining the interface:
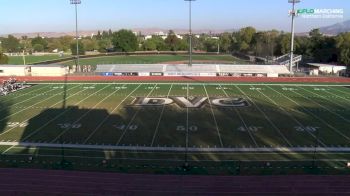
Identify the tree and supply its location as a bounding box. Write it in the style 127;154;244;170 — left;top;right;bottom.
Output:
31;36;48;51
97;38;113;53
219;33;232;53
165;30;181;51
0;53;8;64
82;39;98;51
142;39;157;51
47;39;63;52
1;35;20;53
33;44;44;52
59;36;74;52
111;29;138;52
204;38;218;52
70;41;85;55
336;32;350;65
238;27;256;52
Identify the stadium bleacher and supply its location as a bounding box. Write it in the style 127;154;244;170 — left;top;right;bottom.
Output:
96;64;291;77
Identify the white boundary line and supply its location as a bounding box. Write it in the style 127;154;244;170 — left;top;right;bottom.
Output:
27;82;350;87
150;84;173;147
232;85;292;147
83;84;142;144
203;85;224;147
1;141;350;152
116;84;158;145
268;85;350;142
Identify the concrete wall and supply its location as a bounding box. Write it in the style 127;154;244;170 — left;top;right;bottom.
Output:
0;65;68;77
0;66;26;76
31;67;68;76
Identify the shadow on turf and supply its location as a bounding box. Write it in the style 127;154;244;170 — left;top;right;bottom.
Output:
0;99;11;136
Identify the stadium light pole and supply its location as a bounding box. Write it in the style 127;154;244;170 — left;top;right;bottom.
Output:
185;0;196;67
288;0;300;73
70;0;81;69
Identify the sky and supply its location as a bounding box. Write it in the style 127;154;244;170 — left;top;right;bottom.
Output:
0;0;349;34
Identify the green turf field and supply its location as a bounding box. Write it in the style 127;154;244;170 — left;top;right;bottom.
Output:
8;55;71;65
64;55;246;67
0;82;350;174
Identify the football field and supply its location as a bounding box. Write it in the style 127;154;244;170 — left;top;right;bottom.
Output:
0;82;350;174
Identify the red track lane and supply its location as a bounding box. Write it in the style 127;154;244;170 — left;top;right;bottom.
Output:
0;168;349;195
1;76;350;83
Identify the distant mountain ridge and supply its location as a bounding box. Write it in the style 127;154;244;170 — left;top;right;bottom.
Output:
319;20;350;35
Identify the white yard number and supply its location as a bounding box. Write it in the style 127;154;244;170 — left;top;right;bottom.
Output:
182;87;194;90
216;87;229;90
237;126;262;132
295;126;320;132
145;87;160;90
282;88;297;91
113;124;138;131
7;122;28;128
176;125;198;132
57;123;82;129
52;86;64;89
314;88;328;91
249;87;263;91
114;86;128;90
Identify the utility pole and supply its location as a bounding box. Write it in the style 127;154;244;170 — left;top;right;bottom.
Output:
185;0;196;67
70;0;81;68
288;0;300;73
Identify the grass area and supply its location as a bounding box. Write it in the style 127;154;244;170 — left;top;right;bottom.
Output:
63;55;247;67
8;54;71;65
0;83;350;174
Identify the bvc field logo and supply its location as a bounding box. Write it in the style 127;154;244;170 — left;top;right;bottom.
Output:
130;97;250;108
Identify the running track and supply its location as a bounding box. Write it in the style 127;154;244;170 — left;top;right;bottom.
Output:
1;76;350;83
0;168;350;195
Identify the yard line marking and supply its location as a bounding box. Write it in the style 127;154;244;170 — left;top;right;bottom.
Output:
83;84;142;144
2;141;350;153
10;84;97;141
203;85;224;147
232;85;292;147
50;84;118;143
268;86;350;142
0;84;51;105
186;83;189;151
254;85;327;147
220;85;259;147
0;84;81;123
298;86;350;109
312;87;350;105
331;87;350;96
0;85;59;114
116;84;158;145
150;84;173;147
291;87;350;123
